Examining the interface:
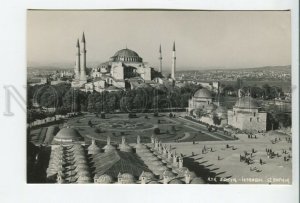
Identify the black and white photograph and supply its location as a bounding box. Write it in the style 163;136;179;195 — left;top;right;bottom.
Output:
26;10;295;185
2;0;300;201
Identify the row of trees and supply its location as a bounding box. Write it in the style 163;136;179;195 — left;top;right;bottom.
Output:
27;83;203;117
221;83;284;99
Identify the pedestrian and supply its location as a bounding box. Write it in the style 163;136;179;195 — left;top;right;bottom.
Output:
192;152;194;156
260;158;263;165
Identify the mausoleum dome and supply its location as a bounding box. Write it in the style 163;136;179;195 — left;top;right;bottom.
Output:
234;96;259;109
193;88;212;98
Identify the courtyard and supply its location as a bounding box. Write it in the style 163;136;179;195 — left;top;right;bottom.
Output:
64;113;235;144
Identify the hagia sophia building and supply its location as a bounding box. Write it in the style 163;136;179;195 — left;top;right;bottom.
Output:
71;32;176;92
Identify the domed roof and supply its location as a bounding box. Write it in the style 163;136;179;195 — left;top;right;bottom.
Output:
173;167;189;175
119;144;133;152
54;128;83;141
190;177;206;184
139;171;155;181
102;144;116;152
120;173;136;184
169;179;184;184
193;88;212;98
95;174;113;184
76;176;92;183
77;170;90;176
88;140;101;154
113;49;140;58
234;96;259;109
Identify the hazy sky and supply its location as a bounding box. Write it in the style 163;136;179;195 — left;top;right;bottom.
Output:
27;10;291;70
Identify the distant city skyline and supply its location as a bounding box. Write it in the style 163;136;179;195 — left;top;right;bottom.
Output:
27;10;291;70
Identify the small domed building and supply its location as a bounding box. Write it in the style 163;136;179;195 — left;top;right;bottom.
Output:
52;127;84;146
187;88;229;126
188;88;214;115
88;139;101;155
228;95;267;132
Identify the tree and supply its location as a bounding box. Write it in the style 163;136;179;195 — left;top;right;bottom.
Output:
94;128;101;133
236;78;243;89
266;113;278;131
194;108;205;118
276;113;291;128
212;114;222;126
222;85;236;96
154;128;160;135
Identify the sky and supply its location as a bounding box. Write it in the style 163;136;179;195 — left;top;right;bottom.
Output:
27;10;291;70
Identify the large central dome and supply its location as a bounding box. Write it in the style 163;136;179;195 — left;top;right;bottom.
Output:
113;49;140;58
111;48;143;63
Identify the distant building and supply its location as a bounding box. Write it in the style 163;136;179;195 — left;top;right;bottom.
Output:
70;32;179;92
28;77;48;86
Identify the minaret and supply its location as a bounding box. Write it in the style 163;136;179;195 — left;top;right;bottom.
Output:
80;32;87;82
159;44;162;73
171;41;176;80
75;39;80;80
